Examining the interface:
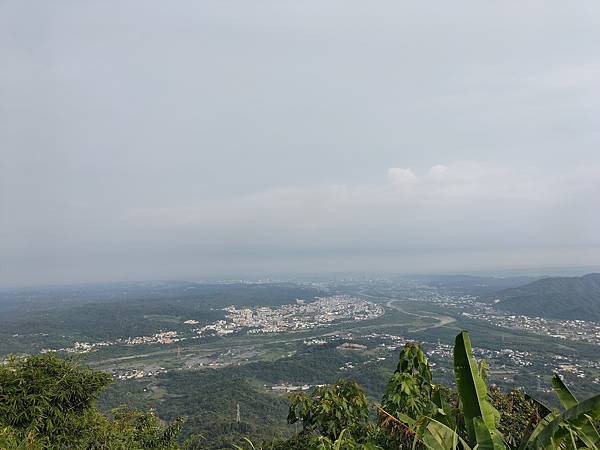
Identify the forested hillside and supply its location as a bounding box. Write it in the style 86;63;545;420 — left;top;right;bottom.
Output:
493;273;600;322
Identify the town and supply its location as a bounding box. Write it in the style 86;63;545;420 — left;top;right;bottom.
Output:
412;289;600;346
39;295;384;356
193;295;384;336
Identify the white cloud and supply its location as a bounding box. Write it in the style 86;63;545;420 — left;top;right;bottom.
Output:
4;160;600;284
127;162;600;254
387;167;418;187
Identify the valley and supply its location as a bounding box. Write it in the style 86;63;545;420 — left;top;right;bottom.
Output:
2;276;599;448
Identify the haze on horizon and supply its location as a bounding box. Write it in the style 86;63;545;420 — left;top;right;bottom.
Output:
2;1;600;286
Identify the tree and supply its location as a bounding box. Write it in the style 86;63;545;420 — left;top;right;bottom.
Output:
279;331;600;449
287;380;370;442
0;354;182;449
380;331;600;450
381;342;435;418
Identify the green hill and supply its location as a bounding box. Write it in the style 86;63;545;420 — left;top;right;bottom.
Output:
493;273;600;322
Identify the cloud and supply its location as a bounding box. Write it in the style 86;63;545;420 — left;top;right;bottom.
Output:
126;162;600;255
387;167;418;187
3;160;600;285
2;0;600;284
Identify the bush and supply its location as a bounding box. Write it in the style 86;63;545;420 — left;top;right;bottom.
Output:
0;354;182;449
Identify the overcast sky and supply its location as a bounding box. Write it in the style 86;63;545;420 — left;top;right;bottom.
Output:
2;1;600;286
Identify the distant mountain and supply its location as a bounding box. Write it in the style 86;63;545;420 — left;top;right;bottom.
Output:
419;274;540;295
492;273;600;322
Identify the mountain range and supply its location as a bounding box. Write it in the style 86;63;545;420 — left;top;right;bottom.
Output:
492;273;600;322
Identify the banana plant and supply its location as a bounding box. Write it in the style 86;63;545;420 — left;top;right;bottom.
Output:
377;404;471;450
380;332;504;449
522;375;600;449
380;331;600;450
454;331;505;449
525;393;600;449
552;374;600;447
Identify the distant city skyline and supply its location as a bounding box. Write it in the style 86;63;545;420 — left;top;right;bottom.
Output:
2;1;600;286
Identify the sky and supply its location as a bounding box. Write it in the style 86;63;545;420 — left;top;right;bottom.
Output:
1;1;600;286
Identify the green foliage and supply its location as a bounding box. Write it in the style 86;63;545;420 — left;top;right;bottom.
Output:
551;374;579;410
0;354;182;449
281;331;600;449
0;353;112;447
0;427;46;450
381;342;435;418
415;415;471;450
520;374;600;449
453;331;503;449
488;388;542;448
107;406;184;449
142;369;291;449
379;342;441;448
551;373;600;446
3;331;600;450
233;432;384;450
287;380;370;442
524;393;600;449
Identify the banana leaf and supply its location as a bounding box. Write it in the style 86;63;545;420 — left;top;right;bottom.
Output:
473;417;502;450
453;331;503;449
551;374;578;410
377;405;471;450
551;374;600;447
415;416;472;450
518;411;558;450
526;393;600;449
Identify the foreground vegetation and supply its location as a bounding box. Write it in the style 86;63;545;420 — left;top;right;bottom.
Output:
0;355;183;449
1;331;599;449
257;331;600;449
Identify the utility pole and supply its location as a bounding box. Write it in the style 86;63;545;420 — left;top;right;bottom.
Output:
236;403;240;423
